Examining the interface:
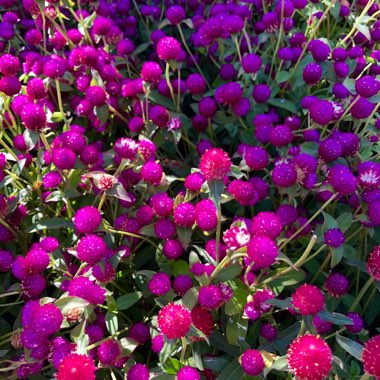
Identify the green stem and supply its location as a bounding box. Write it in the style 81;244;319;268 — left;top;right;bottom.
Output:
349;277;374;312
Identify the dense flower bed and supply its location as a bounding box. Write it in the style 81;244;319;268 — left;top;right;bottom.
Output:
0;0;379;378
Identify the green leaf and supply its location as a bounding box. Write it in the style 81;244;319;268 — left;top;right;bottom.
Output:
95;104;109;125
318;309;353;326
208;179;225;208
368;92;380;104
331;246;344;268
336;334;363;360
182;287;199;310
159;338;174;364
270;269;306;288
225;280;248;315
276;71;291;83
119;337;139;355
336;212;353;232
215;359;244;380
226;314;248;345
132;41;151;57
162;357;181;374
23;129;39;151
105;311;118;335
214;263;242;282
300;141;319;156
203;355;232;371
116;292;142;310
322;212;338;232
26;218;74;233
55;296;89;315
265;297;292;309
268;98;298;114
263;356;288;376
177;227;192;249
209;332;241;357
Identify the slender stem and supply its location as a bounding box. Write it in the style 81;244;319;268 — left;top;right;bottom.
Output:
165;62;177;111
349;277;374;312
180;337;187;364
98;192;107;211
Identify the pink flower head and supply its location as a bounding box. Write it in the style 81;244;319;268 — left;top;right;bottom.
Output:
288;334;332;380
199;148;231;180
363;334;380;377
157;303;191;339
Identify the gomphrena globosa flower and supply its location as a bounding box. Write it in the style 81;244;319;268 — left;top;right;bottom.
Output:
240;349;265;376
56;353;96;380
199;148;231;180
362;334;380;378
292;284;325;315
287;334;332;380
157;304;191;339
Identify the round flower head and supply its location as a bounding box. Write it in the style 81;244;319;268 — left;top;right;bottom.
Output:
141;161;163;185
127;364;149;380
363;335;380;378
242;53;262;73
355;75;380;98
173;275;192;296
148;272;171;296
157;37;181;60
310;100;334;125
162;239;183;260
324;228;345;248
318;138;342;162
150;192;173;218
270;124;293;147
0;76;21;96
33;303;63;336
0;250;14;272
260;323;277;341
114;138;138;160
151;334;164;353
177;366;200;380
21;103;46;130
195;199;218;232
97;340;122;366
0;54;20;76
77;234;106;264
67;276;106;305
350;97;375;119
173;203;195;228
228;179;258;206
186;73;206;95
191;306;214;337
253;290;275;313
240;349;265;376
272;162;297;187
215;82;243;105
357;162;380;189
73;206;101;233
198;285;223;310
247;235;278;270
157;303;191;339
251;211;282;239
57;353;96;380
309;40;330;62
328;164;357;195
367;245;380;280
141;61;162;83
303;62;322;85
26;78;46;100
368;200;380;225
345;312;364;334
288;334;332;380
324;272;349;297
154;218;176;239
52;148;77;170
252;84;271;103
243;146;269;171
25;247;50;273
166;5;185;25
292;284;325;315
